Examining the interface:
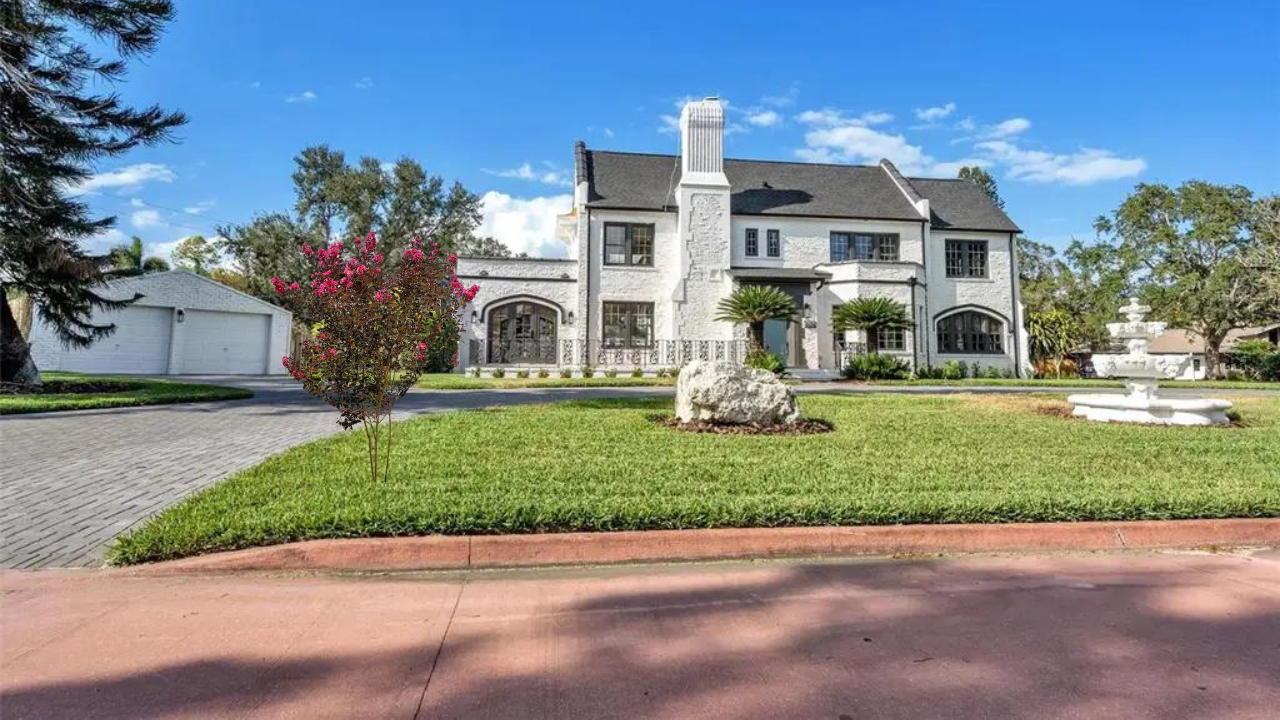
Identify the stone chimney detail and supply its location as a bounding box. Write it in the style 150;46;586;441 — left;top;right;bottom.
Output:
679;98;729;185
671;98;733;340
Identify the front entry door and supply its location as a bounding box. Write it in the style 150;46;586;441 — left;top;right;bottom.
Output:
763;319;801;366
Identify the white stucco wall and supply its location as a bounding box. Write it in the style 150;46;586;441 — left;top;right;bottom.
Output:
730;216;925;269
922;229;1023;373
28;270;292;375
455;257;579;367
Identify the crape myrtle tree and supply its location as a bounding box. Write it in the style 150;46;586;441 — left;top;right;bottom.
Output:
1;0;187;384
274;232;478;482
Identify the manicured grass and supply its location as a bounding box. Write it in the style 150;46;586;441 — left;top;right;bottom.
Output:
417;373;675;390
864;378;1280;391
111;392;1280;564
0;372;253;415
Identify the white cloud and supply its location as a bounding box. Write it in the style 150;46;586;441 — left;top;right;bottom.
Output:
761;84;801;108
484;162;573;188
956;117;976;132
745;110;781;128
355;76;373;89
130;209;164;229
914;102;956;122
70;163;176;195
129;197;145;208
604;127;615;138
183;200;216;215
924;158;991;177
658;113;680;134
975;141;1146;184
986;117;1031;138
379;161;395;174
795;108;892;127
249;81;261;89
285;90;318;103
477;191;574;257
798;124;930;172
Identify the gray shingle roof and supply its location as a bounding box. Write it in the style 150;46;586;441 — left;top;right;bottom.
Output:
583;149;1020;232
909;178;1022;233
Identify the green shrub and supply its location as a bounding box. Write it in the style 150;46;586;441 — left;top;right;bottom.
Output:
469;367;481;378
744;348;785;376
1226;339;1280;381
939;360;966;380
981;366;1002;379
604;368;618;378
631;367;644;378
516;369;530;379
581;366;595;378
843;353;911;380
999;367;1015;379
559;367;573;378
537;368;550;379
491;367;505;379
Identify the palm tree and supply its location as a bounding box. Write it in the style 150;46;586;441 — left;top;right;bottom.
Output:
832;297;912;354
110;236;169;273
715;285;796;349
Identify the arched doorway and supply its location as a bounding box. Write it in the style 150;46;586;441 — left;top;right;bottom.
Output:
487;301;558;364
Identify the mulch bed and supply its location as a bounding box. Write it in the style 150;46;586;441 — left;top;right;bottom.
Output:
0;380;133;395
653;415;834;436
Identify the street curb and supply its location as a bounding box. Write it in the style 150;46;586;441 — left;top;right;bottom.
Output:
124;518;1280;574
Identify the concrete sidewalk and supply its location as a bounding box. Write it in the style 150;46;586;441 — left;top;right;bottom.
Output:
3;550;1278;719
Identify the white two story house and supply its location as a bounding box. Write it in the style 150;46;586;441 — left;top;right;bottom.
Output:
456;98;1029;377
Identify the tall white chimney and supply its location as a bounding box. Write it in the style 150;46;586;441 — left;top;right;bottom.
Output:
671;97;733;341
679;97;729;186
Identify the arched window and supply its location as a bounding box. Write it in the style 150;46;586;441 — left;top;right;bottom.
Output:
936;311;1004;354
487;301;557;363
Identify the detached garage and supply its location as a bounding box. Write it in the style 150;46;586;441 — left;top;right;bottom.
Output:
29;271;292;376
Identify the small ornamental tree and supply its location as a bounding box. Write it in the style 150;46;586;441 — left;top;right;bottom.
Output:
273;232;478;481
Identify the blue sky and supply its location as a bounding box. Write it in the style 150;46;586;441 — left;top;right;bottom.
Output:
78;0;1279;260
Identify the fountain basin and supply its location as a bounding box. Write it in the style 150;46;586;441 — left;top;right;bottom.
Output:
1067;393;1233;426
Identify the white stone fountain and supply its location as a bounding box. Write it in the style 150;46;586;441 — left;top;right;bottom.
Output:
1068;299;1233;426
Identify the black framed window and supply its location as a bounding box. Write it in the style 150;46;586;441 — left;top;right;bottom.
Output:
603;223;655;267
602;301;654;348
875;327;906;351
766;229;781;257
830;232;900;262
745;228;759;257
936;311;1003;354
945;239;988;278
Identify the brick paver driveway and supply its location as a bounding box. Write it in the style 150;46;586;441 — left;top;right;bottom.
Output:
0;378;667;570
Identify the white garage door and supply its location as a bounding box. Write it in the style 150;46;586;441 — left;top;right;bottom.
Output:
180;309;270;375
59;306;173;374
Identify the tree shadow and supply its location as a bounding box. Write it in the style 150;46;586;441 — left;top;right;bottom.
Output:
5;555;1277;719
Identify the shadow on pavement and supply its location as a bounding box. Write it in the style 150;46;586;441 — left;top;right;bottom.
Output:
3;554;1277;719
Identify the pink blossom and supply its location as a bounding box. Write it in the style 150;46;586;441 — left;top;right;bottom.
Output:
418;342;427;350
403;248;425;262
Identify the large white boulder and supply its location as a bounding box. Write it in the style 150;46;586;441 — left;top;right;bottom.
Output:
675;360;800;426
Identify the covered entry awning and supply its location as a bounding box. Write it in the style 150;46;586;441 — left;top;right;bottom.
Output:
727;267;832;283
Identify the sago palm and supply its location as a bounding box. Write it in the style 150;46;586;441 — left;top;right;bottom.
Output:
832;297;912;354
714;285;795;349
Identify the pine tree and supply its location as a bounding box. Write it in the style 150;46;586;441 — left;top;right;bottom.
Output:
1;0;187;383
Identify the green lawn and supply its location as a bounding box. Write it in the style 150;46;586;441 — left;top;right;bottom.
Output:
864;378;1280;391
111;392;1280;565
0;372;252;415
417;373;675;390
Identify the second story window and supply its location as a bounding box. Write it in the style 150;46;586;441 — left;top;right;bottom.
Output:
745;228;759;257
830;232;900;262
945;239;988;278
766;229;781;257
604;223;655;267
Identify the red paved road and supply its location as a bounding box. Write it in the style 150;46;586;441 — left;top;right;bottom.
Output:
3;550;1278;719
